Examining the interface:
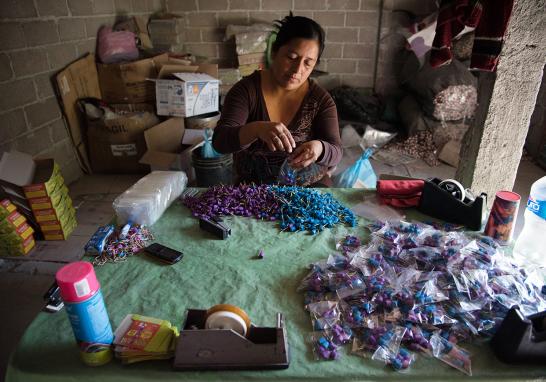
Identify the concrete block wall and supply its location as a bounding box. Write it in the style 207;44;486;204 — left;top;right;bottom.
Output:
165;0;437;92
526;66;546;162
0;0;162;184
0;0;438;185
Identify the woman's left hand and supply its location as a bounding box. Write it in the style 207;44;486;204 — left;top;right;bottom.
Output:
289;140;323;169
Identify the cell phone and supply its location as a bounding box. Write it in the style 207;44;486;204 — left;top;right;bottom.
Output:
144;243;183;265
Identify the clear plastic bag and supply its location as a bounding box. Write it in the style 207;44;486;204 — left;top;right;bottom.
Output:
277;159;324;186
372;346;415;371
308;301;341;330
430;332;472;375
201;128;221;158
333;148;377;189
113;171;187;226
309;331;340;360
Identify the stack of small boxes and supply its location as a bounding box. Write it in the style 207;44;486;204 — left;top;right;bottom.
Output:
0;199;35;256
24;160;77;241
235;31;269;77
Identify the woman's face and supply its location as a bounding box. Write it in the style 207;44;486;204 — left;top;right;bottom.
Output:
271;38;319;90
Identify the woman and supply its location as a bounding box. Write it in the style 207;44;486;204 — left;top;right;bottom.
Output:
212;14;342;186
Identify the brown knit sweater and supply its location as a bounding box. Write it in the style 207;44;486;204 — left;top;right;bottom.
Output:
212;71;342;184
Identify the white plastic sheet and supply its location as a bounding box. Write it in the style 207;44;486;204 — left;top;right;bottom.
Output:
113;171;187;226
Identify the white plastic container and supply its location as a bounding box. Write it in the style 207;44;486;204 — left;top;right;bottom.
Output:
113;171;187;226
513;176;546;267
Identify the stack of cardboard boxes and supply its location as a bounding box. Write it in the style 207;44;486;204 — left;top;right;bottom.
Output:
236;33;268;76
0;199;35;256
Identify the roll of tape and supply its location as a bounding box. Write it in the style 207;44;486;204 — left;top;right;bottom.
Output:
205;311;248;336
438;179;466;202
205;304;251;336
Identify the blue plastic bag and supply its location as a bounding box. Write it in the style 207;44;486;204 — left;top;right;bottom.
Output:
201;128;221;158
334;148;377;189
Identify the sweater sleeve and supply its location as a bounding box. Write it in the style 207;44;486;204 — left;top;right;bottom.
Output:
312;91;343;167
212;78;253;154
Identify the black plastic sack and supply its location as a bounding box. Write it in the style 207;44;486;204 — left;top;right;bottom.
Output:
329;86;381;125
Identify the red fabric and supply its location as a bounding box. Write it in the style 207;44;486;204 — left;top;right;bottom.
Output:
376;180;425;208
430;0;514;72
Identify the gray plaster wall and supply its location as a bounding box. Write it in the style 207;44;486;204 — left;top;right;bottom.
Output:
456;0;546;203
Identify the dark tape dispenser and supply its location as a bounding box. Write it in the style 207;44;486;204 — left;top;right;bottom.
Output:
417;177;487;230
491;306;546;364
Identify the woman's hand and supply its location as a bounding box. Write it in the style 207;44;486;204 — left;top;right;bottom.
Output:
289;140;323;169
239;121;296;153
256;122;296;153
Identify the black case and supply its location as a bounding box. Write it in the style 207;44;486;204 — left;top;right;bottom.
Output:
417;178;487;230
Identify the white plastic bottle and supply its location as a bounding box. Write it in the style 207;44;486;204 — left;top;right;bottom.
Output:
513;176;546;267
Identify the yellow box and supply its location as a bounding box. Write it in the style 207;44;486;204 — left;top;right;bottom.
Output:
0;235;35;257
22;160;64;199
28;185;69;211
43;214;77;241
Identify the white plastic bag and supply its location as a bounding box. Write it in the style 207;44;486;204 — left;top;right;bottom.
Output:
113;171;187;226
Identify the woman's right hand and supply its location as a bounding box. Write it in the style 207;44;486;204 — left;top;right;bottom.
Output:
255;122;296;153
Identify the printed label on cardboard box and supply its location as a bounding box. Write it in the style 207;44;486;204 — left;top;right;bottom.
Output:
111;144;138;157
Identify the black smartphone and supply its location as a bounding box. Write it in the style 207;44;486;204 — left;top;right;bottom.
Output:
144;243;183;265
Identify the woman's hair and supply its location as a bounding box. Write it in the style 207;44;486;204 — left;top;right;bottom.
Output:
272;12;325;64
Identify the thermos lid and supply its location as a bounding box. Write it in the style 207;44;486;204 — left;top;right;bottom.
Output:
56;261;100;303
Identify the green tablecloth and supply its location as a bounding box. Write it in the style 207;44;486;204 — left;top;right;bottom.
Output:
6;189;546;381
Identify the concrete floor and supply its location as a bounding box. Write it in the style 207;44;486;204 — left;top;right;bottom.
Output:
0;158;544;380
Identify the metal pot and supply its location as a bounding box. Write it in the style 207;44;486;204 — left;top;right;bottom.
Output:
184;111;221;130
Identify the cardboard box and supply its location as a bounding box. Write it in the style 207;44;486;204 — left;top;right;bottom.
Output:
97;53;169;104
57;54;101;173
28;185;69;211
154;64;219;117
22;161;64;199
83;104;160;174
139;118;203;183
237;52;266;66
0;234;35;256
43;217;77;241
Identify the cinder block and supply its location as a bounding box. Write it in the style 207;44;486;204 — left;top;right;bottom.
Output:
341;73;373;87
50;118;69;143
16;126;52;155
93;0;114;14
358;26;378;43
0;54;13;82
58;19;87;41
114;0;133;12
0;109;27;143
199;0;228;11
10;49;49;77
184;43;218;58
37;0;69;16
360;0;380;10
326;0;358;10
85;17;116;38
23;21;59;47
132;0;148;12
167;0;197;11
229;0;260;10
147;0;163;11
201;27;224;42
217;12;249;27
47;43;78;70
313;11;345;27
24;97;61;128
294;0;325;10
357;59;374;75
34;72;56;99
0;0;36;18
346;11;379;27
0;23;26;50
326;27;358;43
315;74;341;90
68;0;93;16
261;0;292;11
327;58;356;73
60;158;83;184
185;28;201;42
249;11;283;24
343;43;375;59
187;12;218;26
322;43;342;59
0;79;36;110
292;10;313;18
76;38;97;55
